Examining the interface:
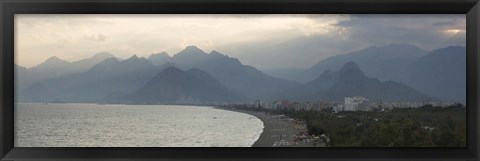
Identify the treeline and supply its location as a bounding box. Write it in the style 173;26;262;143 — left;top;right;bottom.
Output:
225;104;466;147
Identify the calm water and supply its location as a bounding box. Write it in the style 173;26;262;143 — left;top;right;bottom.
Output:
15;103;264;147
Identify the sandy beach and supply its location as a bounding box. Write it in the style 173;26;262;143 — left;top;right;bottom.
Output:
219;108;325;147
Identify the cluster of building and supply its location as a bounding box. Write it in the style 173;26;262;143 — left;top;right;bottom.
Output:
233;96;457;113
333;96;371;112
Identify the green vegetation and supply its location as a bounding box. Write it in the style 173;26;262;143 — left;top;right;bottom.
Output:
227;104;466;147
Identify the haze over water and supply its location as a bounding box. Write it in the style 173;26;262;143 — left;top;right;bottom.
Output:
15;103;264;147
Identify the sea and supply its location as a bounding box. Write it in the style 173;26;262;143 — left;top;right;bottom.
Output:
14;103;264;147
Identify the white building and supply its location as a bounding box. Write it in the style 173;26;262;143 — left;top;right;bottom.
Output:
344;96;370;111
333;104;344;113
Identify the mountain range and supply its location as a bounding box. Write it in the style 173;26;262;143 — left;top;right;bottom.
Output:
267;44;466;104
148;46;298;99
16;52;114;92
279;62;434;102
19;56;169;103
122;67;244;104
16;44;465;104
269;44;428;83
405;46;466;103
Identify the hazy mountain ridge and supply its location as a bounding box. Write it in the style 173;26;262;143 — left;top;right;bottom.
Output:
121;67;245;104
19;55;172;103
16;52;115;92
148;46;299;100
405;46;466;104
17;44;464;104
269;44;465;103
148;52;172;66
281;61;434;102
294;44;428;83
15;65;31;92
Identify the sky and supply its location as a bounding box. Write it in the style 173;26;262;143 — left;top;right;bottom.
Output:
15;14;466;70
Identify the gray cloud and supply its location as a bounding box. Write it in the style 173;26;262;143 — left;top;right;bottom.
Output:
225;15;466;71
336;14;466;50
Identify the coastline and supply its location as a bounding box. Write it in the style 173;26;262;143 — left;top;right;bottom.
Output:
19;102;324;147
218;108;325;147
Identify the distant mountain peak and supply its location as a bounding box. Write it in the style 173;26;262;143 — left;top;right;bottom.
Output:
87;57;120;71
48;56;60;60
45;56;68;63
162;66;183;73
339;61;361;72
209;50;223;55
36;56;71;67
125;55;141;61
149;51;169;57
123;55;151;65
185;45;201;50
289;60;433;102
123;65;243;103
209;50;227;58
177;46;206;56
15;64;28;70
92;52;114;59
148;52;172;66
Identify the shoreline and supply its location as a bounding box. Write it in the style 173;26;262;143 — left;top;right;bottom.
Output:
19;103;324;147
217;107;325;147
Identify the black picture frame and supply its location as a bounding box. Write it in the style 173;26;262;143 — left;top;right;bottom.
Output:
1;0;479;160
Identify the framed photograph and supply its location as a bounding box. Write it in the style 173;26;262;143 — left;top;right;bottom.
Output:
1;0;479;160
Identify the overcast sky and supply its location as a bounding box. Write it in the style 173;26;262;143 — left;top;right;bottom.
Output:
15;14;466;70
